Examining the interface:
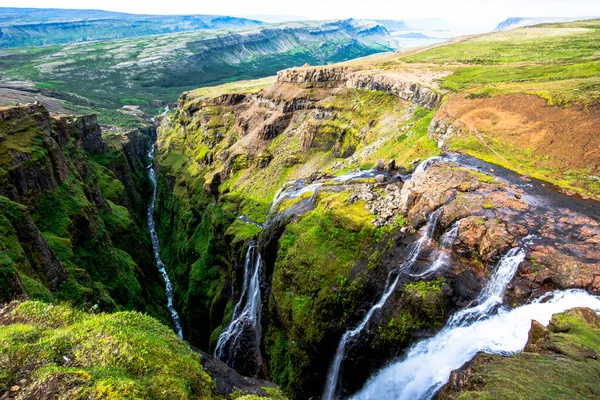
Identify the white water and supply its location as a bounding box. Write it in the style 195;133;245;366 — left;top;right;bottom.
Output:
214;243;263;365
322;208;443;400
349;236;600;400
350;290;600;400
147;146;184;338
412;156;442;177
412;220;460;278
270;169;384;214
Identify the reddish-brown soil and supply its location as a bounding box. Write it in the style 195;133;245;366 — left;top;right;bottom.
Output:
442;93;600;172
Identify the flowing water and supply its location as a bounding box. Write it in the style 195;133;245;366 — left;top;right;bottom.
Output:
147;146;184;338
351;289;600;400
322;208;444;400
349;234;600;400
412;220;460;278
271;169;388;214
214;243;264;369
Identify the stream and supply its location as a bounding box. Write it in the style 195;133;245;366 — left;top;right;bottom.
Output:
147;146;184;338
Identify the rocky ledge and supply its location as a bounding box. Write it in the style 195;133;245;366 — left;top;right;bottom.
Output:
277;66;442;109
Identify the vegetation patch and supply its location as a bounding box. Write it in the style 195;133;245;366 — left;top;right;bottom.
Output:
0;301;216;399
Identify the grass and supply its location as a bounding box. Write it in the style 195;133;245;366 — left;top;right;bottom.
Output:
0;301;217;399
402;19;600;105
447;136;598;198
186;76;277;99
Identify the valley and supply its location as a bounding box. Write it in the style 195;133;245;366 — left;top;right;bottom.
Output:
0;19;396;127
0;8;599;400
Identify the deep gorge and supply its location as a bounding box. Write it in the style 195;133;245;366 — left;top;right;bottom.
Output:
2;17;600;399
145;66;600;399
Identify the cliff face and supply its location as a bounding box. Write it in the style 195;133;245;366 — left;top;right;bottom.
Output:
153;71;446;398
277;66;442;109
0;104;169;324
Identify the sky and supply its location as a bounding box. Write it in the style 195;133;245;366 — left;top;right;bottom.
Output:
1;0;600;32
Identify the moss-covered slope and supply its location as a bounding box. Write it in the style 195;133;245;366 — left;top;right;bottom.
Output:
0;104;168;323
0;301;286;399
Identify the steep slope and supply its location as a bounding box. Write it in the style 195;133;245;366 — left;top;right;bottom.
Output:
0;103;169;323
0;19;397;127
0;301;286;399
0;7;263;48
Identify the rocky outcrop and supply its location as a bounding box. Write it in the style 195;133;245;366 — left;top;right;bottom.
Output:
277;66;443;109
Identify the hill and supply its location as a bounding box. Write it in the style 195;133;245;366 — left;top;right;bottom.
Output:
0;19;396;127
0;7;263;48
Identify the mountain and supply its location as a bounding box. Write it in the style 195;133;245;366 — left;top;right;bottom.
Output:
0;19;397;127
495;16;599;31
394;32;433;39
0;7;264;48
370;19;409;32
246;14;310;23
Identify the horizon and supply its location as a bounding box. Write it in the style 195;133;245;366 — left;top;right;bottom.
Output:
1;1;600;33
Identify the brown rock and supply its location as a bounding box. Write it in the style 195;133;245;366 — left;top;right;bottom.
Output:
524;320;552;353
386;159;396;171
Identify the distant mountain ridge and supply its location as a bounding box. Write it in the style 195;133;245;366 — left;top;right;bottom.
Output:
0;7;264;48
495;16;599;31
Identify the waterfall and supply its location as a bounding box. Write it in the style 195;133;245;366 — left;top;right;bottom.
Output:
322;208;443;400
214;242;264;369
348;236;600;400
270;169;385;214
350;289;600;400
147;146;184;338
412;220;460;278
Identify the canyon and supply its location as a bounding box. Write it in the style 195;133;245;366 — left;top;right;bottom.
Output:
0;16;600;400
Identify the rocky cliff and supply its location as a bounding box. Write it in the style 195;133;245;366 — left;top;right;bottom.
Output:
153;61;600;398
0;103;169;323
277;66;442;109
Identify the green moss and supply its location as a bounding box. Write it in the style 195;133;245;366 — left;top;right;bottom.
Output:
0;301;216;399
225;219;261;247
374;278;446;350
19;274;54;302
89;160;126;202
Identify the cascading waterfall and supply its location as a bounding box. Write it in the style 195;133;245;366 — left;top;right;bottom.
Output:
351;289;600;400
270;169;384;213
412;220;460;278
147;146;184;338
347;236;600;400
322;208;444;400
214;242;264;369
